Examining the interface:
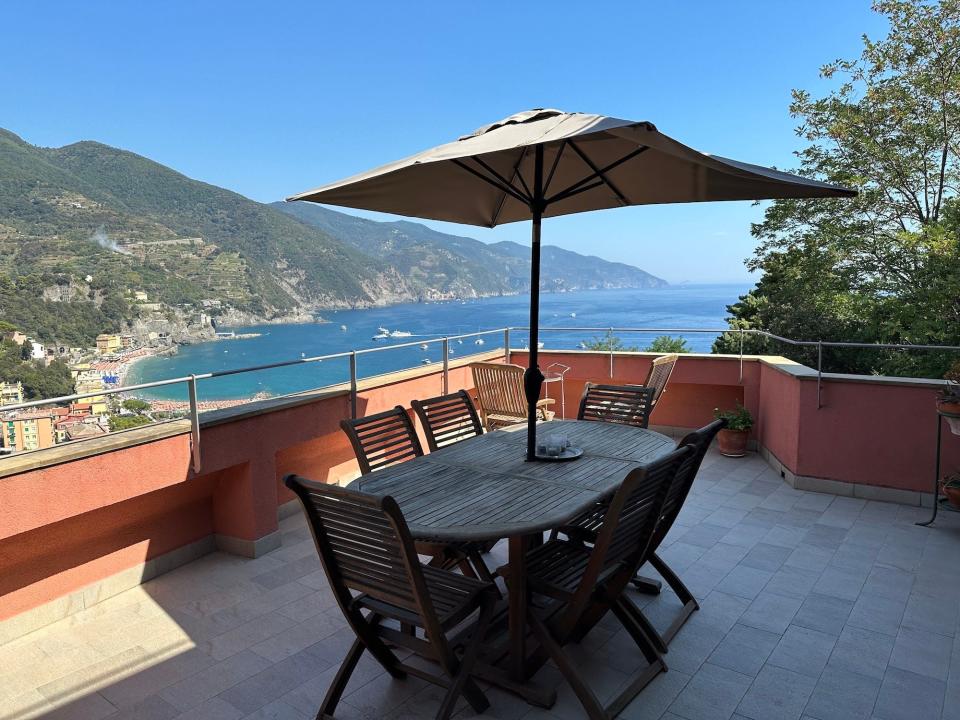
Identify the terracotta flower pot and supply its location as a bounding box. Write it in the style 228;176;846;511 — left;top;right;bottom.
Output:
942;475;960;508
938;400;960;435
717;428;749;457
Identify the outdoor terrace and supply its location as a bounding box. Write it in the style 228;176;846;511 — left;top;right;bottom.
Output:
2;334;960;719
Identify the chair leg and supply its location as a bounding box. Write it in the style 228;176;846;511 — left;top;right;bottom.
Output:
630;575;663;594
318;637;365;719
457;556;479;579
436;598;494;720
465;550;495;584
612;595;668;659
351;613;406;680
649;553;699;645
528;612;608;720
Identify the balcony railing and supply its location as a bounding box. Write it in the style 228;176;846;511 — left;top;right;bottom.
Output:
2;326;957;471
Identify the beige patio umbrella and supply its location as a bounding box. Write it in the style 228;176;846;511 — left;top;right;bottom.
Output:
288;108;855;461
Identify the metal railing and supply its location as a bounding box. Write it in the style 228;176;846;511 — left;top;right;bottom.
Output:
2;325;957;470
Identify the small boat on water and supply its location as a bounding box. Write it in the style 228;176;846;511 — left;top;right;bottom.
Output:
390;330;412;338
421;358;432;365
578;341;588;349
377;326;389;334
420;343;429;351
570;312;577;318
371;332;390;340
475;338;485;346
340;325;347;331
457;339;463;344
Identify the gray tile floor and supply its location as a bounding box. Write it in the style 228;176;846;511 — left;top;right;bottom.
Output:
3;448;960;720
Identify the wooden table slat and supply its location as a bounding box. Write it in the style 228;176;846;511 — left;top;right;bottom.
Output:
348;420;675;542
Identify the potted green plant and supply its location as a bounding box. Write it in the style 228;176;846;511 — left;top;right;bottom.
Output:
714;403;753;457
941;472;960;508
938;362;960;435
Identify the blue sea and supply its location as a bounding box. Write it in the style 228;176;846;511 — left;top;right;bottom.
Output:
128;284;748;401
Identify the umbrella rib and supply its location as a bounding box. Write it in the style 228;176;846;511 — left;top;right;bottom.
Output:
451;159;531;209
568;140;628;206
471;156;533;204
543;141;567;196
545;145;649;205
549;179;606;204
491;148;529;227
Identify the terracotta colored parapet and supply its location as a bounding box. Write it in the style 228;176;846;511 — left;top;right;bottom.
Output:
0;347;953;632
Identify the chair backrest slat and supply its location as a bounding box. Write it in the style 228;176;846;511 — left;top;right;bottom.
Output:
652;418;726;550
644;354;679;406
602;446;692;565
340;406;424;475
412;390;484;451
285;476;435;621
470;362;527;425
564;446;693;620
577;384;655;428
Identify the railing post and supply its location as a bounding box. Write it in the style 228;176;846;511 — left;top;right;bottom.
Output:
504;328;511;363
817;341;823;409
739;328;744;384
187;374;201;473
442;337;449;394
609;327;614;379
349;351;358;419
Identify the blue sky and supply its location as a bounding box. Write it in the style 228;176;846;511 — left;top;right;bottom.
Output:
2;2;885;283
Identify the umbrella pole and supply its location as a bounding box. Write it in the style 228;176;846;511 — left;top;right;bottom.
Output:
524;144;545;461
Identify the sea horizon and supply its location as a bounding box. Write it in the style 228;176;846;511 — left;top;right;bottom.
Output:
127;283;750;402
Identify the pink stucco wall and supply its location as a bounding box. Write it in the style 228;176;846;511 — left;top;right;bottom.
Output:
1;350;955;622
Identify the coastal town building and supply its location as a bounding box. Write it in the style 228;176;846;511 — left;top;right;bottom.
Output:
29;340;45;360
50;404;100;442
0;381;23;407
2;413;55;452
95;334;122;354
2;330;27;346
120;334;135;349
73;372;109;415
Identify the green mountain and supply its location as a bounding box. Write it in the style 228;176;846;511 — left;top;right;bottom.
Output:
0;128;665;346
273;202;667;295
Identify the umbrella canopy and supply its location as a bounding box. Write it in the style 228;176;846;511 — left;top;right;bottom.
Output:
288;109;855;460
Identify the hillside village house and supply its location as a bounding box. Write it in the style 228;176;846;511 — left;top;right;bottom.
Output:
2;413;55;452
1;330;27;346
95;333;122;354
73;371;109;415
0;381;23;407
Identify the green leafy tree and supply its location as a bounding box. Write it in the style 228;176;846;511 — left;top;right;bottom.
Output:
645;336;690;353
109;415;152;432
0;340;73;399
715;0;960;377
121;398;151;413
582;330;639;352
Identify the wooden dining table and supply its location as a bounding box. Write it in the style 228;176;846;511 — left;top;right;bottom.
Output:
346;419;675;702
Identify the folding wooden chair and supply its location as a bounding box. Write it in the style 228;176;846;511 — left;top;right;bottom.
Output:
340;406;494;582
285;477;497;720
469;362;554;430
577;383;656;428
499;446;693;720
340;406;424;475
558;419;727;648
411;390;484;452
645;353;679;408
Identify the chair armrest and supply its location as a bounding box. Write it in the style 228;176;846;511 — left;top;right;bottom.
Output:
536;398;556;407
